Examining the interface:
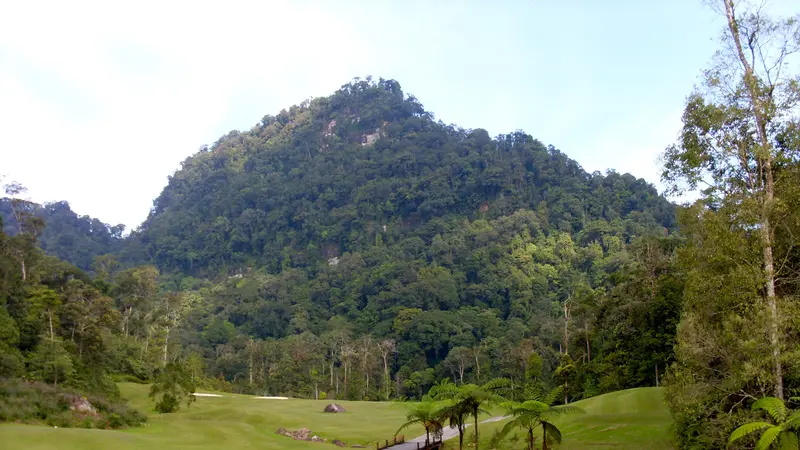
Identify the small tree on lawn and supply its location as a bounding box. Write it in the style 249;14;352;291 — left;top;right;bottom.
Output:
149;361;196;413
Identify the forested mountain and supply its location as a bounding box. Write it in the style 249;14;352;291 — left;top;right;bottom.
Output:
3;1;799;448
125;77;674;277
83;78;682;402
0;199;124;271
1;78;682;408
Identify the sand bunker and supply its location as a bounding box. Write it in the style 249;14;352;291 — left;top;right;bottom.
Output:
192;393;223;397
255;396;289;400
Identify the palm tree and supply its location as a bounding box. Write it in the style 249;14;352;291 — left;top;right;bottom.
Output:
499;386;584;450
728;397;800;450
396;395;444;446
428;379;468;450
430;378;510;450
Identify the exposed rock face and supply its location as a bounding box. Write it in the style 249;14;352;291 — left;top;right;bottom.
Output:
65;395;97;415
361;128;382;146
323;403;346;413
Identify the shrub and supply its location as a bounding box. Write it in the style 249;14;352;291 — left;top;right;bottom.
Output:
0;377;145;428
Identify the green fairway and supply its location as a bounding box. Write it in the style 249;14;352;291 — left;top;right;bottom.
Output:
0;383;409;450
464;387;674;450
0;385;673;449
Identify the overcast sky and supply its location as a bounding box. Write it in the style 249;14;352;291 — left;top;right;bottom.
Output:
1;0;795;230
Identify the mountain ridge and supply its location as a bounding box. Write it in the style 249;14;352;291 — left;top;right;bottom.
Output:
119;77;674;276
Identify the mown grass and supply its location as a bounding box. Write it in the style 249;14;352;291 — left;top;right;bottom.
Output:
0;383;408;450
459;387;674;450
0;384;673;450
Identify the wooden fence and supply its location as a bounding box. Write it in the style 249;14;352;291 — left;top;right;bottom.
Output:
375;434;443;450
376;435;404;450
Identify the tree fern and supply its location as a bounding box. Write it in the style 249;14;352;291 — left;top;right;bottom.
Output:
754;397;788;423
729;396;800;449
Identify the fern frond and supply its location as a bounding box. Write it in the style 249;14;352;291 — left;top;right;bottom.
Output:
729;422;773;444
551;405;585;415
753;397;787;423
778;431;798;450
542;421;563;444
545;385;564;406
754;426;781;450
785;411;800;429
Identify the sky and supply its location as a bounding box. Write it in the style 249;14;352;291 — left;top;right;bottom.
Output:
0;0;796;230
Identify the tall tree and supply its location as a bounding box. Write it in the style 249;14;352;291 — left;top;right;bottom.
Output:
662;1;800;447
663;0;799;401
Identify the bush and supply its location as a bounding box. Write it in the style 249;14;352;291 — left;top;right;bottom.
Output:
148;362;195;413
0;377;145;429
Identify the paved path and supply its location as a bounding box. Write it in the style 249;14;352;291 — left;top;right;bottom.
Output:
391;416;509;450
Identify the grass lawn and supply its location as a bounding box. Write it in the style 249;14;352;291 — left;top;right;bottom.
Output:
0;383;409;450
0;384;674;450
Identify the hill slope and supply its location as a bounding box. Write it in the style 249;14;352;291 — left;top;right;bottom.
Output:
0;199;124;271
477;387;674;449
126;77;674;276
101;78;682;398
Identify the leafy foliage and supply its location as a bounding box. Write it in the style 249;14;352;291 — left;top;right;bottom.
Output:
148;362;196;413
728;397;800;450
0;377;145;429
499;386;585;450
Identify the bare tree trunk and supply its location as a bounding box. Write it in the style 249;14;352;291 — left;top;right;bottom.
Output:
563;299;571;355
142;330;150;360
542;423;548;450
474;411;479;450
162;326;169;368
585;325;591;362
473;345;482;382
724;0;783;400
344;362;348;398
20;256;26;281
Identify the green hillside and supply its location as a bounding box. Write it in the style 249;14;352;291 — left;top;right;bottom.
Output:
473;387;674;450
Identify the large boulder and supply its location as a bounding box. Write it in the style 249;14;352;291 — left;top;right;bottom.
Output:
332;439;347;447
323;403;346;413
65;395;97;415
